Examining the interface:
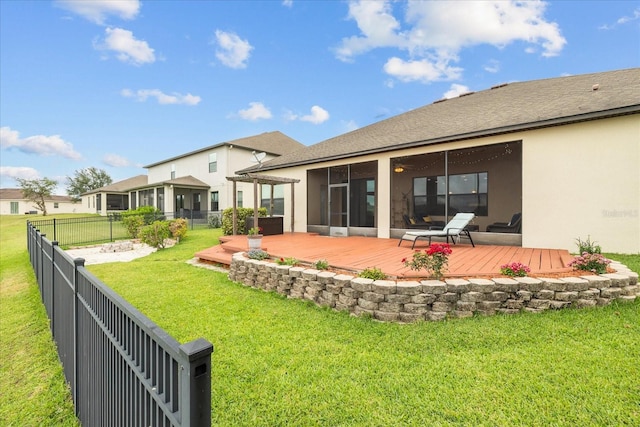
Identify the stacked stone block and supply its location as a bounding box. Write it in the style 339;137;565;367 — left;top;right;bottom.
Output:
228;253;639;323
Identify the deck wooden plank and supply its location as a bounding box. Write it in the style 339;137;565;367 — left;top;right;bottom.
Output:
196;233;573;278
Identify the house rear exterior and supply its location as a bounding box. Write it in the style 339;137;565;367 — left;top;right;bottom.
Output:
83;131;304;218
236;68;640;253
0;188;87;215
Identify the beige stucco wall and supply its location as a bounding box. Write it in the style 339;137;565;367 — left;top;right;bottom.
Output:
0;199;88;215
522;115;639;253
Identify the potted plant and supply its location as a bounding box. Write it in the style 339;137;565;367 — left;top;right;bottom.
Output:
247;226;263;250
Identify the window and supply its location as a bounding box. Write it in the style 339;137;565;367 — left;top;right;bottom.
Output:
193;193;201;211
261;184;284;215
176;194;185;210
211;191;219;211
138;189;154;207
171;164;176;180
413;172;488;217
237;191;243;208
130;192;136;210
54;202;59;209
10;201;18;214
157;188;164;211
209;153;217;173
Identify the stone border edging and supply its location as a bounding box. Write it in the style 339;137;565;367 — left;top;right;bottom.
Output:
228;254;639;323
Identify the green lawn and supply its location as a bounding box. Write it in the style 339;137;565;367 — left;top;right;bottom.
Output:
1;214;639;426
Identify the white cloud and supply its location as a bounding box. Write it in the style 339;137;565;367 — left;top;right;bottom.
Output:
337;0;566;82
383;57;462;83
95;27;155;65
56;0;141;25
214;30;253;69
236;102;272;121
0;166;40;181
103;154;135;167
282;0;293;8
1;126;82;160
443;83;471;99
121;89;201;105
599;7;640;30
300;106;330;124
282;106;330;124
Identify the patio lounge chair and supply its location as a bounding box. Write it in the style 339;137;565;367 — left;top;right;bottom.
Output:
398;212;476;249
486;212;521;233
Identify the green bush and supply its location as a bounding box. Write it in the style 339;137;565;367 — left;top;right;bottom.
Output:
121;206;165;238
122;215;145;239
221;207;267;235
139;221;170;248
358;267;386;280
169;218;188;242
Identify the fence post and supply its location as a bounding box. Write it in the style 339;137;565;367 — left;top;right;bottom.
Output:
53;218;57;243
179;338;214;427
72;257;84;418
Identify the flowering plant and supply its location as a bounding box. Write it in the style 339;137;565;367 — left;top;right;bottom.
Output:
276;257;297;266
402;242;452;280
248;226;263;236
568;252;610;274
500;262;531;277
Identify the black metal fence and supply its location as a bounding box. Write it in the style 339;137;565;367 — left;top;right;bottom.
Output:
27;223;214;426
28;211;222;247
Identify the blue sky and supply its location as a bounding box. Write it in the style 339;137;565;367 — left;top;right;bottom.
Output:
1;0;638;195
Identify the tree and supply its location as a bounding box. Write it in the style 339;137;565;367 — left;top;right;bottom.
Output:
66;167;112;201
17;177;57;216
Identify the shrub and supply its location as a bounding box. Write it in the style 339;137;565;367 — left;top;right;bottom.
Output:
122;215;145;239
121;206;165;238
169;218;188;242
569;252;611;274
358;267;386;280
402;243;452;280
246;249;269;260
221;207;268;236
576;236;601;254
314;259;329;270
139;221;170;249
276;257;297;266
500;262;531;277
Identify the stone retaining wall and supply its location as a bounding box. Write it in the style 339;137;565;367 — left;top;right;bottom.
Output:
228;253;639;323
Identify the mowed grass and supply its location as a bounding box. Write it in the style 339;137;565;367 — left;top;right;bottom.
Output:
2;214;639;426
0;215;78;426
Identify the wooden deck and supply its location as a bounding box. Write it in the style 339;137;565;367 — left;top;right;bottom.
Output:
195;233;575;279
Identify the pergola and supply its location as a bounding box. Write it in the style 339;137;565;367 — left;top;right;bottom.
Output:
226;173;300;235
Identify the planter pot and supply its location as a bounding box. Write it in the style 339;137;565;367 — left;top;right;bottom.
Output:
247;235;263;250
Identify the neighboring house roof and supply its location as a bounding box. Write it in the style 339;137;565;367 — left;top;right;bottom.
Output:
242;68;640;173
143;131;305;168
83;175;148;195
0;188;74;202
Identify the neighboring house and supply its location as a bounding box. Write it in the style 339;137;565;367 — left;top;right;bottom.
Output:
236;68;640;253
82;131;304;217
0;188;87;215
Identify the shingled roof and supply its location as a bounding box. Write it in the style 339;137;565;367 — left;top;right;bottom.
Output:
83;174;148;195
144;131;304;168
245;68;639;173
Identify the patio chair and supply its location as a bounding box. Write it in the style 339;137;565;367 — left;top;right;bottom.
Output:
486;212;521;233
398;212;476;249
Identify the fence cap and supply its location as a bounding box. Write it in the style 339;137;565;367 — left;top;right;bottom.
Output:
179;338;214;361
